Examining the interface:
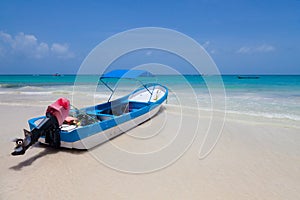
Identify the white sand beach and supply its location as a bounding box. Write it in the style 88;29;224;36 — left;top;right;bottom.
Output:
0;102;299;200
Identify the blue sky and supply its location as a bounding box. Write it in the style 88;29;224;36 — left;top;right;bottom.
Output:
0;0;299;74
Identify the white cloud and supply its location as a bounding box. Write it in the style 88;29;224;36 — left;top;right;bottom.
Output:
13;32;38;50
36;42;49;58
0;30;74;59
202;41;210;48
11;32;49;58
256;44;275;52
237;46;251;54
51;43;74;58
0;31;13;57
202;40;217;55
237;44;276;54
0;31;13;43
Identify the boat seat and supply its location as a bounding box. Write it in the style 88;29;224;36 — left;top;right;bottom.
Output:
97;114;114;121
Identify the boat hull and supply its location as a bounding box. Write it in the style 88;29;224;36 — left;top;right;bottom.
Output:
38;104;162;149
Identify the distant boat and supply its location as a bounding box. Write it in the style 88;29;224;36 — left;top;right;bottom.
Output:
52;73;61;76
237;75;260;79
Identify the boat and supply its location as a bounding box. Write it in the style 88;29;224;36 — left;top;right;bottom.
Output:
52;73;61;76
11;70;168;155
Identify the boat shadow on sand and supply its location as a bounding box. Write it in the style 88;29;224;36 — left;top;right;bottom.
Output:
9;143;86;171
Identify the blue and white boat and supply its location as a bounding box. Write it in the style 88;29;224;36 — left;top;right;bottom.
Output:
22;70;168;151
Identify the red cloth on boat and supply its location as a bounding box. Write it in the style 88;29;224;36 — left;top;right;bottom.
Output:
46;98;70;125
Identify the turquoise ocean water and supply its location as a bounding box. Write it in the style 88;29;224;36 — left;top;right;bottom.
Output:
0;75;299;122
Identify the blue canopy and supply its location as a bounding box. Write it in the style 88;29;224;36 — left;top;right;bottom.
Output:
99;70;154;102
100;69;154;79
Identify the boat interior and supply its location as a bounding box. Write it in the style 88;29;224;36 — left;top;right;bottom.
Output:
84;85;167;122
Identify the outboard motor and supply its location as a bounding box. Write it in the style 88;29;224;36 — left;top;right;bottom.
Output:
12;98;70;156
